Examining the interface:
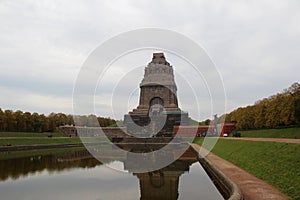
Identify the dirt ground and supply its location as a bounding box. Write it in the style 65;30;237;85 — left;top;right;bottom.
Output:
221;137;300;144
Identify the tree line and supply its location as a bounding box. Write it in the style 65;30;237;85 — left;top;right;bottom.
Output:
224;82;300;130
0;109;116;132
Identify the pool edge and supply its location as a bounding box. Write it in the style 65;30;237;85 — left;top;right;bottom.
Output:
189;143;244;200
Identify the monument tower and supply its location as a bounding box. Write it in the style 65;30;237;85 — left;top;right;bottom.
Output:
124;53;188;136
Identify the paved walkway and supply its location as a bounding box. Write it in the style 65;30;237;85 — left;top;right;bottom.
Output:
221;137;300;144
191;144;289;200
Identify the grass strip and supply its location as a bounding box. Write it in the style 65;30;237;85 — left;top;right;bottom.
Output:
194;138;300;199
0;131;66;137
240;127;300;139
0;138;82;146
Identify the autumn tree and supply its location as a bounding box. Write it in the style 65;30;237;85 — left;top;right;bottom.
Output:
4;110;16;131
225;82;300;130
0;108;4;131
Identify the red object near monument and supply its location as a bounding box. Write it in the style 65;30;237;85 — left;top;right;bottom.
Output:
173;123;236;137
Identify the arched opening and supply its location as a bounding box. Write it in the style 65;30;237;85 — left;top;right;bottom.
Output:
150;97;164;107
149;97;164;116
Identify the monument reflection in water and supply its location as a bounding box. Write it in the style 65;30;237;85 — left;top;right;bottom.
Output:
0;148;223;200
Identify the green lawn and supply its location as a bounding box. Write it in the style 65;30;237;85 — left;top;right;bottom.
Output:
0;131;66;137
0;137;82;146
239;127;300;139
194;138;300;199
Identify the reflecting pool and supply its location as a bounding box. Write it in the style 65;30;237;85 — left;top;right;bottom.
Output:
0;148;224;200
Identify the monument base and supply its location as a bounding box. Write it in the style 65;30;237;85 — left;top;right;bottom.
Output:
124;111;189;137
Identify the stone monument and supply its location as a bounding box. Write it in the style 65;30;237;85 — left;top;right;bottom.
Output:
124;53;189;137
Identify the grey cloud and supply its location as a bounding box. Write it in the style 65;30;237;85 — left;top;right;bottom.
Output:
0;0;299;120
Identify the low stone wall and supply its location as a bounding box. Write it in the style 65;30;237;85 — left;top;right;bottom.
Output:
59;126;77;137
190;144;243;200
59;126;129;139
102;127;129;138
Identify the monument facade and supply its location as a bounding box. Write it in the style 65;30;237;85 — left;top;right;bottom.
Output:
124;53;189;137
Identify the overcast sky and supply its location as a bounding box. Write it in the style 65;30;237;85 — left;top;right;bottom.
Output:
0;0;299;121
